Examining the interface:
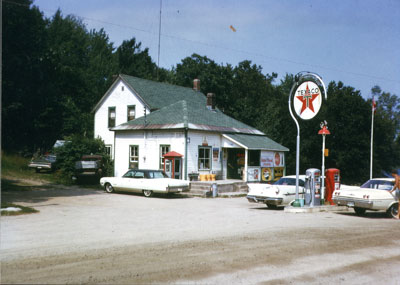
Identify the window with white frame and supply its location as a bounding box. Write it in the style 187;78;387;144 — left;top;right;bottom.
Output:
129;145;139;169
108;106;116;128
159;144;170;170
198;146;212;170
127;105;136;121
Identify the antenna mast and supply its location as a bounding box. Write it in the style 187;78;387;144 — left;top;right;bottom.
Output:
157;0;162;80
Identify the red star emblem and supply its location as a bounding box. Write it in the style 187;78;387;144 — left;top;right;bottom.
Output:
296;84;319;114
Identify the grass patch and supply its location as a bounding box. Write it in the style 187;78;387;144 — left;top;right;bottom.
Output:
1;151;69;184
1;202;39;216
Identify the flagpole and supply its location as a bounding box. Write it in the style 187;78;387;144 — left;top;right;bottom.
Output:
370;97;375;180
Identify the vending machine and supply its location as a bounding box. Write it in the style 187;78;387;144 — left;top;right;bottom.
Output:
325;168;340;205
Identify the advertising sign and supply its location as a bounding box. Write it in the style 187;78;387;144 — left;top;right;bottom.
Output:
274;152;284;167
261;167;272;182
260;151;274;167
247;167;261;182
213;148;219;161
294;81;322;120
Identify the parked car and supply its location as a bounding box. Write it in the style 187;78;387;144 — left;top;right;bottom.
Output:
28;154;57;173
332;178;398;218
100;169;190;197
74;155;104;179
247;175;306;208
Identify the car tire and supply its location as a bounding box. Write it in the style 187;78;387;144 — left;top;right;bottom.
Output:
105;183;114;193
143;190;153;197
354;207;366;216
386;203;399;219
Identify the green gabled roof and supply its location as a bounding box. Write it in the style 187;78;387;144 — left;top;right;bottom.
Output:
223;133;289;152
92;74;206;113
120;74;206;110
112;100;264;135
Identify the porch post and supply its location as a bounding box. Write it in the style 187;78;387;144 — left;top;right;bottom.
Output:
244;148;248;182
184;128;188;180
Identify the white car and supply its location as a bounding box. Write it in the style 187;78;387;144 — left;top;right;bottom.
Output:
247;175;306;208
332;178;398;218
100;169;190;197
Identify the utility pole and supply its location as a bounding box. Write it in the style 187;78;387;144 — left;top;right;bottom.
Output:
157;0;162;81
370;96;376;179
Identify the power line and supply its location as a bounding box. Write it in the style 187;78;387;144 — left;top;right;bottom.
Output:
3;0;400;85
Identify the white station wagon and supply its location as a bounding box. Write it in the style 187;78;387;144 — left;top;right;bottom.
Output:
100;169;190;197
333;178;398;218
247;175;306;208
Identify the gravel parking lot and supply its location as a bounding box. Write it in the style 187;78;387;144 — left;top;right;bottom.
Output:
1;183;400;284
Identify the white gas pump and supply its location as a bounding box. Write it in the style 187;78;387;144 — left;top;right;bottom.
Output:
304;168;321;207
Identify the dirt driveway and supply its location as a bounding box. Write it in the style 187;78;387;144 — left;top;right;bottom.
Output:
1;182;400;284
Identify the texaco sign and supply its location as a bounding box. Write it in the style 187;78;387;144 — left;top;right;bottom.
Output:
294;81;322;120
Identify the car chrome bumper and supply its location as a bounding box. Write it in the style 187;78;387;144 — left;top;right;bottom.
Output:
332;196;373;209
167;186;190;193
28;164;52;169
246;195;283;205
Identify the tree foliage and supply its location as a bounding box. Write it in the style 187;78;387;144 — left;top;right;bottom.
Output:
53;135;113;178
2;2;399;183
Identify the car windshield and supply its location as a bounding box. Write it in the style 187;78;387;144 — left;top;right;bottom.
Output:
361;180;394;190
44;155;56;162
274;177;304;187
123;170;135;178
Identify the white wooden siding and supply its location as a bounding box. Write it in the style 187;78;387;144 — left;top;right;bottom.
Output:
186;131;222;176
114;130;186;177
114;130;225;178
94;80;150;158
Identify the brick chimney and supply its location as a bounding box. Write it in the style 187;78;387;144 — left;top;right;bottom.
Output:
206;93;216;110
193;79;200;91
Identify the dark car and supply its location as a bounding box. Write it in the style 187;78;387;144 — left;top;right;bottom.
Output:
28;155;57;173
74;155;104;180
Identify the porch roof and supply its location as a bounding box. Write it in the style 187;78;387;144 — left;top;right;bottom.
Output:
222;134;289;152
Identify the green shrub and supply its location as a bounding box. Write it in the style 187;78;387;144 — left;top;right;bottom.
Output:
54;135;113;179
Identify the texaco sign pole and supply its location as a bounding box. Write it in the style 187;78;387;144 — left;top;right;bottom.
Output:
288;72;327;207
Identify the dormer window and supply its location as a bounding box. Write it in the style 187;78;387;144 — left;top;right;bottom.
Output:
108;107;116;128
127;105;136;121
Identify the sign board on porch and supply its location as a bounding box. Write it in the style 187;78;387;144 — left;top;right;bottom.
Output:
260;151;274;167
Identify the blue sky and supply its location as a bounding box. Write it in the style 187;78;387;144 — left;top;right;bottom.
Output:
33;0;400;99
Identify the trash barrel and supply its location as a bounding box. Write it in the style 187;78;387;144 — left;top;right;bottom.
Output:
211;183;218;197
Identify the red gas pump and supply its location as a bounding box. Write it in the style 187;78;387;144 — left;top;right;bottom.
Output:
325;168;340;205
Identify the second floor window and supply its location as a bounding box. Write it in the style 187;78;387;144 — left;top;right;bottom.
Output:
108;107;116;128
127;105;136;121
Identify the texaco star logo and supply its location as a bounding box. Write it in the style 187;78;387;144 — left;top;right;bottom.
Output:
294;81;322;120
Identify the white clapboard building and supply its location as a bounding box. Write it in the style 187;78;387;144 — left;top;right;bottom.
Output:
93;74;289;182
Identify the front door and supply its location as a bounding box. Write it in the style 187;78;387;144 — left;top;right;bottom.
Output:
227;148;245;179
174;159;181;179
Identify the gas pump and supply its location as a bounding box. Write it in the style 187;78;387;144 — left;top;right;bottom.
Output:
325;168;340;205
304;168;321;207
